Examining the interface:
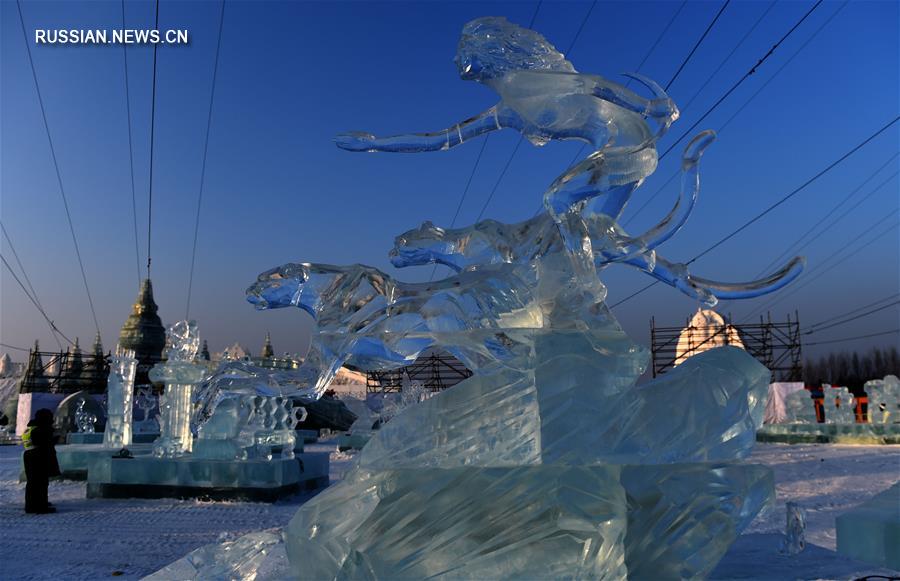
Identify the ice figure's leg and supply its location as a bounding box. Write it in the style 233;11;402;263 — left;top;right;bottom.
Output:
611;130;716;260
288;466;628;580
334;105;517;152
622;463;775;580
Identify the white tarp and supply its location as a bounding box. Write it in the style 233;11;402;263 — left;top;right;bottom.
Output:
764;382;806;424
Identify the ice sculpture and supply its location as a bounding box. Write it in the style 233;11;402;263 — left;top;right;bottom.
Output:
829;386;857;423
103;348;137;448
779;501;807;555
193;394;306;461
74;399;97;433
150;321;206;457
866;374;900;423
784;387;818;423
238;16;803;579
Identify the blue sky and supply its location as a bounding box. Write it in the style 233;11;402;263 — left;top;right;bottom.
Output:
1;0;897;363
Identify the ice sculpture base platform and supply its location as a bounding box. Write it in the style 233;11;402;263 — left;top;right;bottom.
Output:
66;432;160;445
836;482;900;570
86;452;330;502
757;423;900;445
54;443;155;480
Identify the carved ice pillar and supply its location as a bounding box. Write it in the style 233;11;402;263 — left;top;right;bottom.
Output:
150;321;206;458
103;348;138;448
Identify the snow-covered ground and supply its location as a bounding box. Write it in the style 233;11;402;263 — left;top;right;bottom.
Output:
0;442;897;580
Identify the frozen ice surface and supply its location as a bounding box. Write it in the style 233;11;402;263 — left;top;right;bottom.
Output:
836;481;900;570
143;531;290;581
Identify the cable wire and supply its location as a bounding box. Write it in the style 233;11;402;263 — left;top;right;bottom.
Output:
626;0;827;225
680;1;776;113
665;0;731;92
610;116;899;309
806;293;900;332
739;217;898;321
805;328;899;347
121;0;142;289
0;222;63;351
803;301;900;335
186;0;226;320
147;0;160;278
15;0;100;335
1;254;74;346
754;167;898;278
0;343;32;353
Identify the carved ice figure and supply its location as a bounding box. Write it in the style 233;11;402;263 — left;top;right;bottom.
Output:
247;261;543;398
337;16;801;296
233;15;797;580
74;399;97;434
828;386;857;424
865;374;899;423
784;388;818;423
103;348;137;448
134;386;160;433
150;321;207;457
779;501;807;555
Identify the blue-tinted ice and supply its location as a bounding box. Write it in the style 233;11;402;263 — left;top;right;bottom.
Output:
235;15;805;580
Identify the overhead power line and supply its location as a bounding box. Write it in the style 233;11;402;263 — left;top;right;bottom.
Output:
0;222;63;350
627;0;687;89
610;116;900;309
680;1;776;113
626;0;827;226
15;0;100;335
753;154;898;278
186;0;227;320
0;343;32;353
806;293;900;332
121;0;142;289
664;0;730;92
802;301;900;335
739;216;898;321
147;0;160;278
1;253;74;347
805;328;899;347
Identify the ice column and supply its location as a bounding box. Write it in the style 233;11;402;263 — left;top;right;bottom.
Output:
779;501;807;555
103;348;138;448
150;321;206;457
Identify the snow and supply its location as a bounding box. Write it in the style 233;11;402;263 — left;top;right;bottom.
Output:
0;442;897;580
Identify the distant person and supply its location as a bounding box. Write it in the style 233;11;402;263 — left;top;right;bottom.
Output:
21;408;60;514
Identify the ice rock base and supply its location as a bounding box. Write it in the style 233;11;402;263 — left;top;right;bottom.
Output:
286;465;628;580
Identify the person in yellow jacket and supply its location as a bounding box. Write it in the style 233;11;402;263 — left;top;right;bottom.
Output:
22;408;60;514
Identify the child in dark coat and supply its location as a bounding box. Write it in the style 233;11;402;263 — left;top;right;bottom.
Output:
22;408;60;514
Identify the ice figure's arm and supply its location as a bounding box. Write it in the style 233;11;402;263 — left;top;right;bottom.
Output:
622;254;805;307
335;105;516;153
589;72;679;145
605;131;715;263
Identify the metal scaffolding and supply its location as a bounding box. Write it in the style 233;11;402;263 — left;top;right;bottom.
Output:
650;311;802;381
366;351;473;394
19;349;110;395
